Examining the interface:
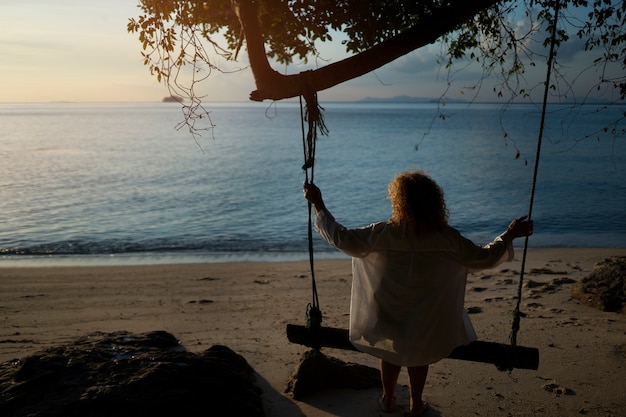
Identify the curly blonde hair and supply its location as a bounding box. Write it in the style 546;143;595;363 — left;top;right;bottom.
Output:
388;169;449;235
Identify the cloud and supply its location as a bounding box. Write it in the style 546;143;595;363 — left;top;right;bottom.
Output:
385;46;444;75
555;37;588;64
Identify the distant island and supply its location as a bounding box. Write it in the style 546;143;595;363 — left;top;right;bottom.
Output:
162;95;184;103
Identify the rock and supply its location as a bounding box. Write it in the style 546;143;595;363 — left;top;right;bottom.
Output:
284;350;380;400
524;279;543;288
0;331;264;417
466;306;483;314
530;267;568;275
542;382;575;395
571;256;626;313
551;277;576;285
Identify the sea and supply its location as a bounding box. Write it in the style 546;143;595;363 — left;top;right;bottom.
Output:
1;101;624;266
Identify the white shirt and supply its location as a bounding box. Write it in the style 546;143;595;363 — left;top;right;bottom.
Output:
315;209;514;367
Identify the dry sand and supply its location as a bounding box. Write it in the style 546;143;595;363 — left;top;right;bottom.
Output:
1;248;625;417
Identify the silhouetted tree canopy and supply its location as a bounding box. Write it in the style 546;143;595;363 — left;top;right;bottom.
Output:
128;0;625;135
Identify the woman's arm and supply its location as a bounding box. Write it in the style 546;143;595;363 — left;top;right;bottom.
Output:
456;216;534;272
303;181;374;257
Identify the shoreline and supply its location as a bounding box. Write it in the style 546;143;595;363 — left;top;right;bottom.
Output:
1;247;625;416
1;245;624;268
0;251;344;268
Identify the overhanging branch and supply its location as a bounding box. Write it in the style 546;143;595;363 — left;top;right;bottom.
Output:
233;0;501;101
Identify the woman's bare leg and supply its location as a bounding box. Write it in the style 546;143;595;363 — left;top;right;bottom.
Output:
407;365;429;415
379;359;401;411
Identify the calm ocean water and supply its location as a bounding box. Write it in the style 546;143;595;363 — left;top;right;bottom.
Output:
1;101;624;266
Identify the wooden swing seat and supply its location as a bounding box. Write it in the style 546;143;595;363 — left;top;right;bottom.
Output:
286;324;539;371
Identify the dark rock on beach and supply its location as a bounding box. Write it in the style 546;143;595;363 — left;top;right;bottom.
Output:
571;256;626;313
0;330;264;417
284;349;381;400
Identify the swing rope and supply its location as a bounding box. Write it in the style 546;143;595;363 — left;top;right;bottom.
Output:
509;0;561;352
299;72;328;350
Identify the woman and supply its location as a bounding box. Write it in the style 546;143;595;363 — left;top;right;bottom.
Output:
303;169;533;417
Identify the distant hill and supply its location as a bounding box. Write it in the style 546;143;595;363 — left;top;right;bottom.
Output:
355;95;617;105
357;95;468;104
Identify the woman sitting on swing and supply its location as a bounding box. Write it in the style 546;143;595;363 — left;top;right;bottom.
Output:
303;169;533;417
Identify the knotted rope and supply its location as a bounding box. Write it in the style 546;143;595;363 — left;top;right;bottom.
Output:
299;71;328;350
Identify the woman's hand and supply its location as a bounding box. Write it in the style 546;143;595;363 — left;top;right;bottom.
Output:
303;182;325;212
506;216;534;239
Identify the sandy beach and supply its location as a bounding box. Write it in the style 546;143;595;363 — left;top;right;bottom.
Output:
1;247;625;417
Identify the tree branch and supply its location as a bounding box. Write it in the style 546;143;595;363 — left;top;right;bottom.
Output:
233;0;501;101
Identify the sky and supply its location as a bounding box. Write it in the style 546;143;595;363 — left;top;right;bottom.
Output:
0;0;620;103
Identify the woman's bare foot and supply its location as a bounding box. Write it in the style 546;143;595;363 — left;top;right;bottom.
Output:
406;401;430;416
377;394;395;413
